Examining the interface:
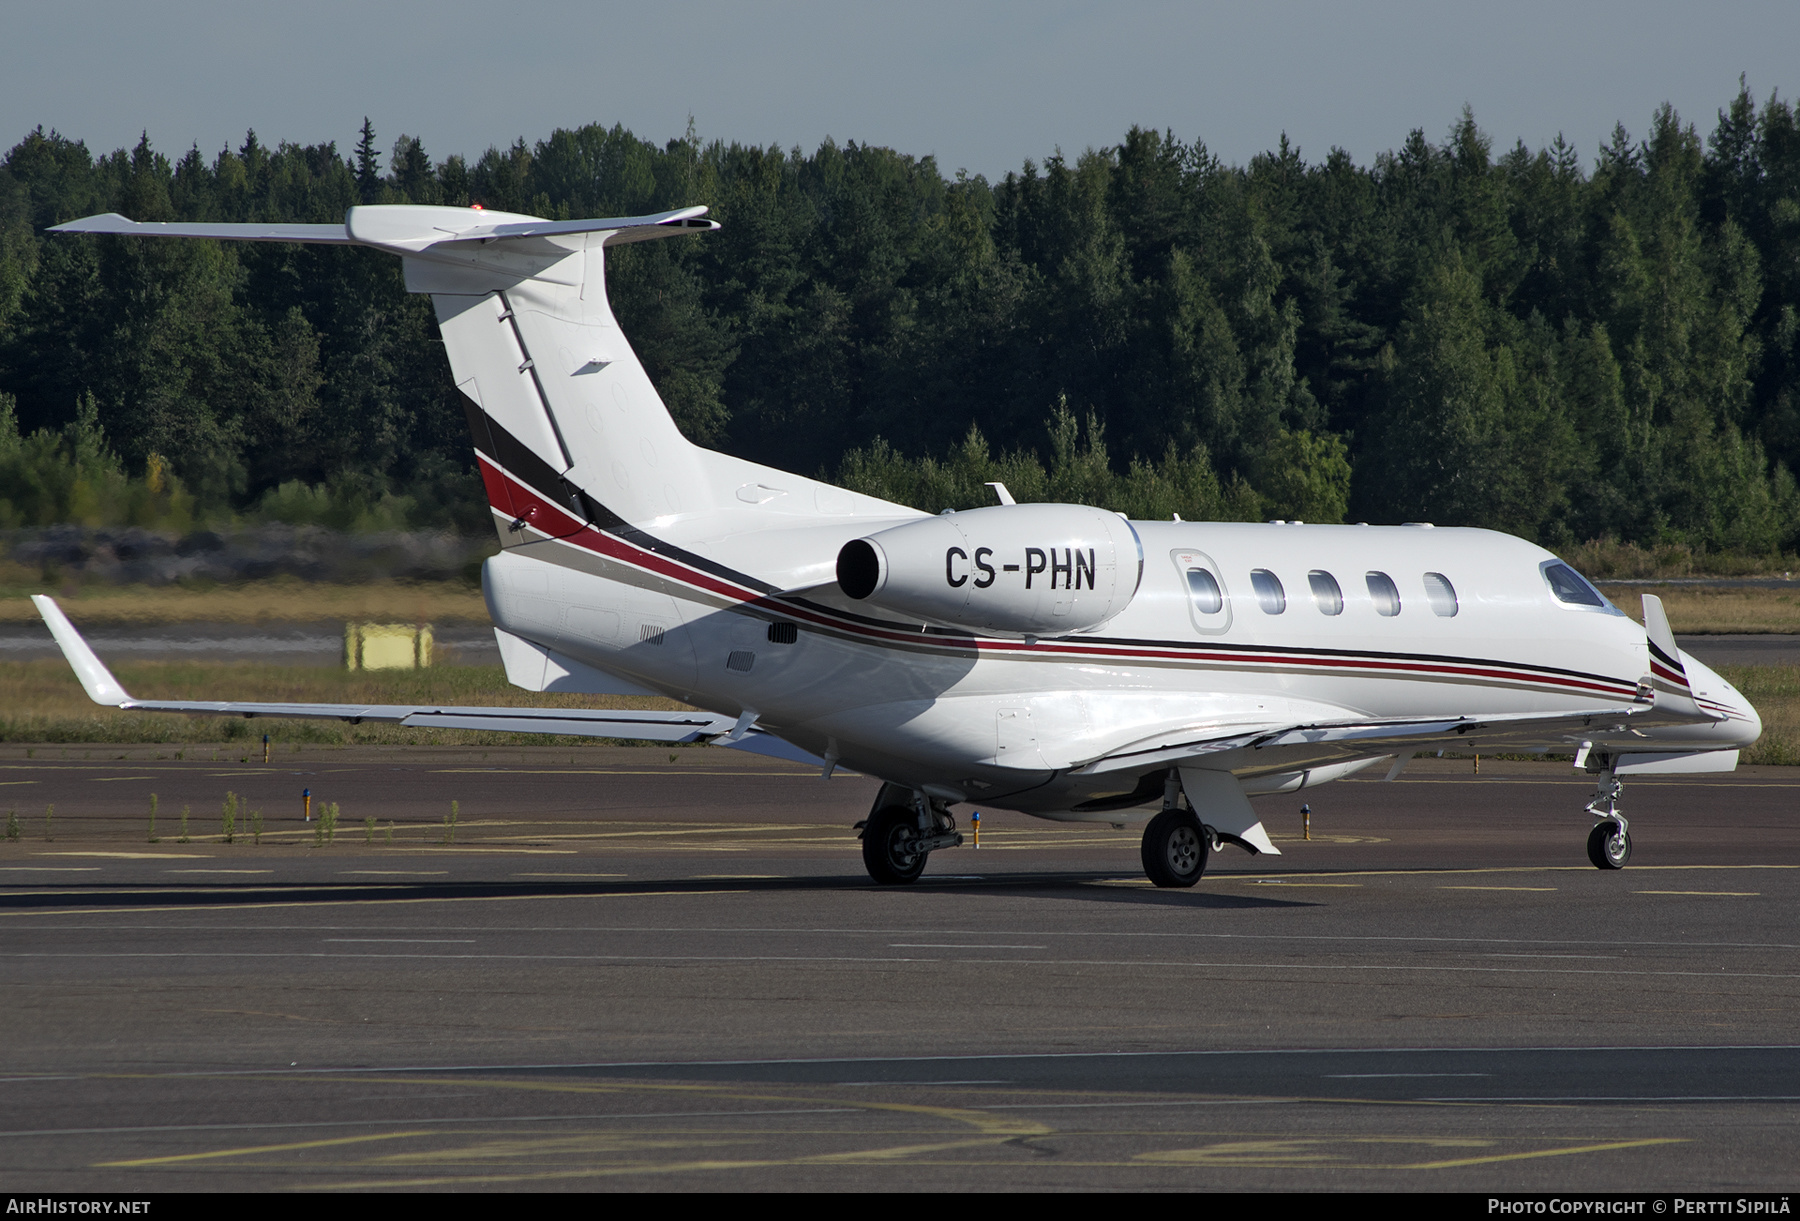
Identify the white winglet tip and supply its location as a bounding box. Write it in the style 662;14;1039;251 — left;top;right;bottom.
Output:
31;595;132;706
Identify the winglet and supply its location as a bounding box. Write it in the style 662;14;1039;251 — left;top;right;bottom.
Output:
30;596;132;706
1640;594;1694;698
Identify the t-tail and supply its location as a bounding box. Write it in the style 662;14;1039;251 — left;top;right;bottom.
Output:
50;204;888;546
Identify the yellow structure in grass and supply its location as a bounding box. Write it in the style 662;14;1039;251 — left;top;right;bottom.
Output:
345;623;434;670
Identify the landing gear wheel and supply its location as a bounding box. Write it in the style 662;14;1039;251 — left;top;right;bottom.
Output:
862;806;928;885
1587;820;1631;870
1142;809;1210;888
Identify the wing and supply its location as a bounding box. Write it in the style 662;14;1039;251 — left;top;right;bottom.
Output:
31;596;821;765
1073;706;1651;776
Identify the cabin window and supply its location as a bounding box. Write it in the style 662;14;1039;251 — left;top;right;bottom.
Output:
1308;570;1343;616
1542;560;1606;608
1250;569;1285;614
1171;549;1233;634
1186;567;1224;614
1423;572;1458;617
1366;571;1401;616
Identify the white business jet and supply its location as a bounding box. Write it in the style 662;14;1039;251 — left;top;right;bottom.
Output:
35;205;1762;886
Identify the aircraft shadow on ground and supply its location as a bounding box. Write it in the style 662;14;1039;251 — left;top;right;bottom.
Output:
0;872;1316;910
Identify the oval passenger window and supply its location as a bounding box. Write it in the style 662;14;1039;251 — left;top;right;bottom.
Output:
1186;567;1224;615
1308;570;1343;616
1423;572;1458;617
1250;569;1285;614
1366;571;1401;616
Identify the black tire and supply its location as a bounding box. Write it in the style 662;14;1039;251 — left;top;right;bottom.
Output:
862;805;927;884
1142;809;1209;888
1587;820;1631;870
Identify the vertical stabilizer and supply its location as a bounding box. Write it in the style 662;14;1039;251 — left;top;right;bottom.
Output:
364;207;721;542
47;204;725;545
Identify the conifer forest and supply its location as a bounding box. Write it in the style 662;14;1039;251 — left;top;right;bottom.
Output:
1;88;1797;557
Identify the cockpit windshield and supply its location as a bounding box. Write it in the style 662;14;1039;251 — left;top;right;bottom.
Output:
1541;560;1611;609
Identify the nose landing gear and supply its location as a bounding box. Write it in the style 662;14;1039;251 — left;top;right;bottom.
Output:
1584;767;1631;870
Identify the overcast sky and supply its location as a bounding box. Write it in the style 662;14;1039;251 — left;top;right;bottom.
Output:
4;1;1794;180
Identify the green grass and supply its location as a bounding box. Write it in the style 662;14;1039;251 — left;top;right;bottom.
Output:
1719;665;1800;765
0;574;488;624
1601;586;1800;634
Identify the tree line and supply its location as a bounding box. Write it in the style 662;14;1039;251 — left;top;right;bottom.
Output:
1;91;1797;554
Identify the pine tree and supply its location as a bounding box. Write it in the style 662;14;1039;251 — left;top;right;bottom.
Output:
354;118;381;204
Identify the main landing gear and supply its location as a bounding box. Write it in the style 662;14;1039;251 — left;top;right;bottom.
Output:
1141;770;1212;888
1584;764;1631;870
1142;808;1211;888
858;784;963;885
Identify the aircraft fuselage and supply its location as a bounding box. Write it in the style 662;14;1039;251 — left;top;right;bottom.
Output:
483;515;1760;821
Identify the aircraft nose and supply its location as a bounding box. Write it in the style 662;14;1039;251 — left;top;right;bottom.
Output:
1677;653;1762;749
1705;669;1761;748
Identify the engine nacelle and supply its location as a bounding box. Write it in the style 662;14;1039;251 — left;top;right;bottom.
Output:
836;503;1143;636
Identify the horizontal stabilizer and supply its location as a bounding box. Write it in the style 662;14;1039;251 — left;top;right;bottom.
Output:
48;214;353;243
50;205;717;252
352;205;718;248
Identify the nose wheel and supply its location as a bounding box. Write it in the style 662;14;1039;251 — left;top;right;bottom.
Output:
1584;769;1631;870
1587;819;1631;869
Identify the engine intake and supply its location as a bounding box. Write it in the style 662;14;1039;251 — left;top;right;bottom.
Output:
835;503;1143;636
